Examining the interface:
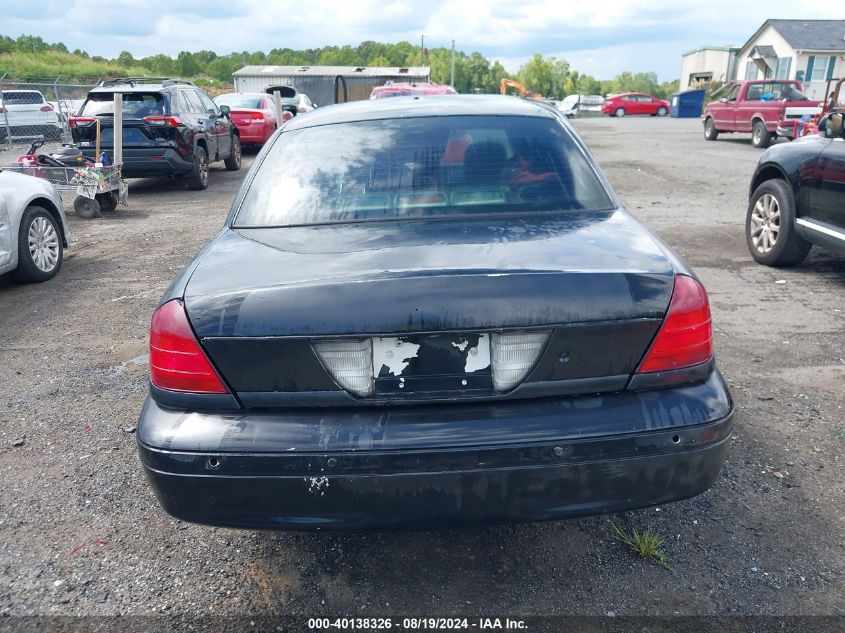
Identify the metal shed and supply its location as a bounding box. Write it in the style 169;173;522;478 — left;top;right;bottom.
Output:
232;66;431;105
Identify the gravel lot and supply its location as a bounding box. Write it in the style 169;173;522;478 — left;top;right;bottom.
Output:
1;116;843;624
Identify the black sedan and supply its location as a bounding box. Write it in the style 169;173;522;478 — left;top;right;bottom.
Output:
747;111;845;266
139;96;733;530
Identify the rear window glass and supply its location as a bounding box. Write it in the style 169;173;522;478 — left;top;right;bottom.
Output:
79;92;168;117
215;95;264;109
236;115;613;227
2;91;45;105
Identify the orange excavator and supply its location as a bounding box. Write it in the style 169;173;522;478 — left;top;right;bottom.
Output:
500;78;544;100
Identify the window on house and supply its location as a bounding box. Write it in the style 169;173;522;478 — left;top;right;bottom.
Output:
745;61;759;80
811;56;829;82
775;57;792;79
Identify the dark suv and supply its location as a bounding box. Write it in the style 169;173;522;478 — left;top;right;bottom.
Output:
70;78;241;190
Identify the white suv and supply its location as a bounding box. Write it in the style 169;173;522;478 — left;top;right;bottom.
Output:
0;90;62;142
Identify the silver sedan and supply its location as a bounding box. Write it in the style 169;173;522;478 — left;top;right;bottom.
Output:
0;170;70;282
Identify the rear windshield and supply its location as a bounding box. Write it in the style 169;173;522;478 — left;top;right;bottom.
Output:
79;92;168;117
2;91;45;105
746;82;808;101
215;94;265;109
235;115;613;227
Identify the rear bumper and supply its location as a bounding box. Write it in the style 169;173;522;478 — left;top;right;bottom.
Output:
81;147;193;177
138;372;734;530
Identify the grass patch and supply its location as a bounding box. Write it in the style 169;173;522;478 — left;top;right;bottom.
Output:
610;521;672;571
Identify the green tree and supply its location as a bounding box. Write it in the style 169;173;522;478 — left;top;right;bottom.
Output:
176;51;200;76
116;51;135;67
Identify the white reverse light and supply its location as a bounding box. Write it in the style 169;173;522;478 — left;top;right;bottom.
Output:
491;330;551;392
313;338;374;397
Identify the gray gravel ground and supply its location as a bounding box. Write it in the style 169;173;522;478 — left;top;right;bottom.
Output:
0;117;843;624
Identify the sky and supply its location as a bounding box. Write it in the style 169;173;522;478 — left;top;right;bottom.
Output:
2;1;833;81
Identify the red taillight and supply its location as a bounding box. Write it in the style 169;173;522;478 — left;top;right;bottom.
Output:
143;115;182;127
149;300;228;394
69;117;96;127
40;105;53;112
637;275;713;374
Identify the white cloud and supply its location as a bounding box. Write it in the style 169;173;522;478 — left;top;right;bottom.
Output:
1;0;826;80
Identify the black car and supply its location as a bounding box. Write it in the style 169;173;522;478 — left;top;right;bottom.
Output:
138;96;733;530
747;111;845;266
70;78;241;190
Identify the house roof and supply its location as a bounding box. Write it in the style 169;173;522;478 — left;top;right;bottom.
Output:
233;65;430;78
743;19;845;53
751;45;778;58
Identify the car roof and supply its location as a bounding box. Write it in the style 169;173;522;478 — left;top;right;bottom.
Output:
283;95;558;130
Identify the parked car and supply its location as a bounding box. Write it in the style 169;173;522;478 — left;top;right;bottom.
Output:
370;82;457;99
69;79;241;190
0;90;62;141
213;93;279;145
601;93;670;117
746;111;845;266
557;94;604;118
0;169;70;282
137;95;733;530
703;80;822;148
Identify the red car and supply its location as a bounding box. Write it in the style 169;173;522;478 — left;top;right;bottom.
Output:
370;82;457;99
602;93;670;117
213;93;280;146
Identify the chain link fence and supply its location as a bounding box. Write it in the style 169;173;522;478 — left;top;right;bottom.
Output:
0;75;97;161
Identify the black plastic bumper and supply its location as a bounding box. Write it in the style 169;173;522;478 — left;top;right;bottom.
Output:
81;148;193;177
137;372;734;530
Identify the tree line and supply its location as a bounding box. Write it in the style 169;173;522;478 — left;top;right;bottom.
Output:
0;34;679;99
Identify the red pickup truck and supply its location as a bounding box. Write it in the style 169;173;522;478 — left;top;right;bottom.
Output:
702;80;822;148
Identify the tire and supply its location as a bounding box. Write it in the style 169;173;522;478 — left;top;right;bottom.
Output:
186;146;209;190
746;179;811;267
74;196;101;219
614;107;625;118
96;192;118;212
13;206;63;283
704;117;719;140
224;135;241;171
751;120;772;148
656;106;668;117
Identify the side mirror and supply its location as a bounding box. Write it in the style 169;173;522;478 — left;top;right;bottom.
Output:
219;105;231;117
719;97;728;103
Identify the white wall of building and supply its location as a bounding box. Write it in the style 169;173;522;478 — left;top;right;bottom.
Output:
680;49;735;90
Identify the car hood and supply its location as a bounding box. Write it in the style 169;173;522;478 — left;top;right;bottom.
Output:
184;210;677;337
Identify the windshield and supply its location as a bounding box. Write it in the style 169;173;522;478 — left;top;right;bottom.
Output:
235;115;613;227
2;91;45;105
215;94;265;108
79;92;168;117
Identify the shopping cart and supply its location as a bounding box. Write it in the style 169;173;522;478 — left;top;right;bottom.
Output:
4;163;127;218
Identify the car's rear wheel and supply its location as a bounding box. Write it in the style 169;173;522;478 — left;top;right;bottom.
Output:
704;117;719;140
73;196;101;219
751;120;772;148
14;206;63;282
186;146;209;190
746;179;810;267
614;107;625;118
224;135;241;171
656;106;668;117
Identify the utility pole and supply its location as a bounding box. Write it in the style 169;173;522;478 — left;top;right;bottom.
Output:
450;40;456;87
421;34;426;66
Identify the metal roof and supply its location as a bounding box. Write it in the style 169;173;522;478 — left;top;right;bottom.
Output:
283;95;556;131
743;19;845;53
233;65;430;78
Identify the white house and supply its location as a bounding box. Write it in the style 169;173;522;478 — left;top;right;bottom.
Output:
681;20;845;98
734;19;845;100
